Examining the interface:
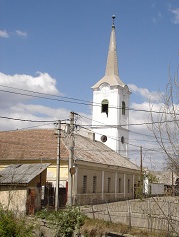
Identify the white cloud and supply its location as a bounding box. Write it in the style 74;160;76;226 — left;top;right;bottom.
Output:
170;8;179;24
0;72;59;95
0;30;9;38
0;72;80;131
16;30;27;38
128;84;161;102
0;29;28;38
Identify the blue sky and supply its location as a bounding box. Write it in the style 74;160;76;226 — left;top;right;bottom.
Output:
0;0;179;168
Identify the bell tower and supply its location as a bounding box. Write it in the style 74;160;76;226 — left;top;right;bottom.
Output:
91;16;131;158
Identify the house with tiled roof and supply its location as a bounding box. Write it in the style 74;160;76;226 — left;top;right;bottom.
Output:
0;128;140;206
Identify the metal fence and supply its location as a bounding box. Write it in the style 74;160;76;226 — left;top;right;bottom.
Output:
80;197;179;235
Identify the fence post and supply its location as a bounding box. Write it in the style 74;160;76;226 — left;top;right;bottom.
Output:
127;200;132;229
91;204;95;219
147;199;152;232
167;201;170;235
106;202;112;222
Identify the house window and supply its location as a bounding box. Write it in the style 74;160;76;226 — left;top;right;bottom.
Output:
83;175;87;193
122;101;125;115
107;178;111;193
119;178;122;193
93;176;97;193
127;179;130;193
101;99;109;116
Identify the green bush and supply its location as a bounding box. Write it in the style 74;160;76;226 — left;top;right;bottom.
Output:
0;206;35;237
36;206;86;237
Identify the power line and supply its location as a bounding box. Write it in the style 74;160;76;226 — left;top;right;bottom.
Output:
76;113;173;142
0;115;56;123
77;113;179;128
78;124;165;155
0;115;69;124
0;114;169;144
0;84;178;115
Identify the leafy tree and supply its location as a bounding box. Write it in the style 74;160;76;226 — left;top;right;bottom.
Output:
146;171;159;183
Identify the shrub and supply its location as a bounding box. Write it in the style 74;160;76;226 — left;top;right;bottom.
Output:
36;206;86;237
0;206;35;237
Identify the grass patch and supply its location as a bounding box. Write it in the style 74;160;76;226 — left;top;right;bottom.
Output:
81;217;177;237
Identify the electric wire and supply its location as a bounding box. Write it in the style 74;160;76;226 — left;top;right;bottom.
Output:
0;84;178;115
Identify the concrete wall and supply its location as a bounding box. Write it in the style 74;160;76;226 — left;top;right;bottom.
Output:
0;187;27;214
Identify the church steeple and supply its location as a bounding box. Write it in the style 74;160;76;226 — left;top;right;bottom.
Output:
92;16;130;158
92;15;125;89
105;15;118;77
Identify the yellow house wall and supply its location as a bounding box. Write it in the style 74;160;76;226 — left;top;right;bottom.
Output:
47;161;68;187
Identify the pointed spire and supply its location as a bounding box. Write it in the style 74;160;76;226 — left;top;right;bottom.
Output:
92;15;125;89
105;15;119;76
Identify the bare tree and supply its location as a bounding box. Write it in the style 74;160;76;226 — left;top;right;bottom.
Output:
149;66;179;174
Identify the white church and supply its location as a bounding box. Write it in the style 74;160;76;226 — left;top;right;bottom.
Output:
91;16;131;158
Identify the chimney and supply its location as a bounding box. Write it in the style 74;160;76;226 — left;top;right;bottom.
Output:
88;132;95;141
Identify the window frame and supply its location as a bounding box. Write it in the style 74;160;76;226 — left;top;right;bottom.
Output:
92;176;97;193
107;177;111;193
83;175;87;194
101;99;109;116
122;101;126;115
119;178;122;193
127;179;130;193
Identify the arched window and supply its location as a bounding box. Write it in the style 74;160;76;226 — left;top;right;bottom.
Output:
121;136;125;144
101;99;109;116
122;101;125;115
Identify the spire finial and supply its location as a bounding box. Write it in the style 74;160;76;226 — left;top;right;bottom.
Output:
112;15;116;27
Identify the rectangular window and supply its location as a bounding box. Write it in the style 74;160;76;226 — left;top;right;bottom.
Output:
119;178;121;193
127;179;130;193
107;178;111;193
83;175;87;193
93;176;97;193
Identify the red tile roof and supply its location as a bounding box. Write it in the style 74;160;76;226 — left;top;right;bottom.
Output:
0;129;69;162
0;128;139;171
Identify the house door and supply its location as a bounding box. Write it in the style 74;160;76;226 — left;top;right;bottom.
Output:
26;188;36;215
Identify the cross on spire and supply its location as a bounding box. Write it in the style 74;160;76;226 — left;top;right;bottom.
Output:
112;15;116;28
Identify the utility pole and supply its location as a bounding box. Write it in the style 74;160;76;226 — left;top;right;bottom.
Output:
55;120;61;211
68;112;74;206
140;146;143;198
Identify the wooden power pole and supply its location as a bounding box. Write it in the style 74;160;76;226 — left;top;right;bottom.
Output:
140;146;143;197
55;120;61;211
68;112;74;206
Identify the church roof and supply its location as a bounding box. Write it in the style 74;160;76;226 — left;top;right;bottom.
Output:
92;16;125;89
0;129;139;171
